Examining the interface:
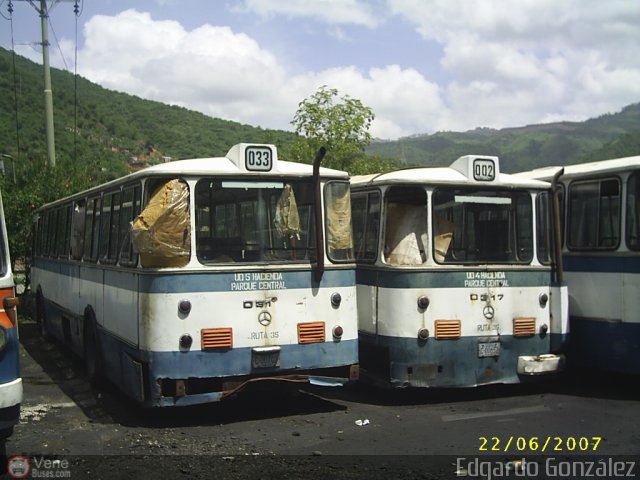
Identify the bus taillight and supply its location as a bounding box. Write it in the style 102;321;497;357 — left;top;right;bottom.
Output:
332;325;344;339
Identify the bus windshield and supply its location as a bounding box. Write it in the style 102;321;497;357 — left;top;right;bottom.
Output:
195;179;316;263
432;188;533;264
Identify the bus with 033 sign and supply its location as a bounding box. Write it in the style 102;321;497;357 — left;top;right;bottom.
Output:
31;143;358;407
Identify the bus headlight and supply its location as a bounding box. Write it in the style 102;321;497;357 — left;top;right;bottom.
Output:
540;323;549;334
0;326;7;351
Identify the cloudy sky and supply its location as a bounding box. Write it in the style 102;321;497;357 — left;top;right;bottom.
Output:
1;0;639;140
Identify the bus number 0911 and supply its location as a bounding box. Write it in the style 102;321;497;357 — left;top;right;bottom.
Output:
245;147;273;171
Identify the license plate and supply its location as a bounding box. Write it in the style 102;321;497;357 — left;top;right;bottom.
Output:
251;347;280;369
478;341;501;358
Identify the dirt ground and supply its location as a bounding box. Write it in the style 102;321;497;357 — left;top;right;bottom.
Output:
3;318;640;479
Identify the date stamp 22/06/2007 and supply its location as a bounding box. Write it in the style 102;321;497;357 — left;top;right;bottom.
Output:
478;436;602;453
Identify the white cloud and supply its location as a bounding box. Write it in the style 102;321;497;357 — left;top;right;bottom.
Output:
387;0;640;130
77;9;295;127
234;0;384;28
71;9;448;139
18;1;640;140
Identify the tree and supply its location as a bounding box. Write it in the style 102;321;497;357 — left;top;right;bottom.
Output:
289;85;394;174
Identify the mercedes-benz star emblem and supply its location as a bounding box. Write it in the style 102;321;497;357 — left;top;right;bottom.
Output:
258;311;272;326
483;305;495;320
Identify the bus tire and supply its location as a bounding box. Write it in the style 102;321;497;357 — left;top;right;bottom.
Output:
83;309;103;384
36;288;50;341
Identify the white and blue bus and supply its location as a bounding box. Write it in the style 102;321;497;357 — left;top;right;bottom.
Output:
31;143;358;407
350;155;567;388
0;188;21;437
518;155;640;374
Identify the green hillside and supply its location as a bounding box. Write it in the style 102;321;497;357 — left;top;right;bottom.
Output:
3;45;639;180
0;47;298;179
366;104;640;172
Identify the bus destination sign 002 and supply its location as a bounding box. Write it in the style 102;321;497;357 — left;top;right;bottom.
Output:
473;158;495;182
245;145;273;172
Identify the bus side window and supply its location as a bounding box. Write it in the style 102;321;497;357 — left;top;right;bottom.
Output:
107;191;122;262
119;184;141;266
352;192;381;262
568;178;620;250
98;193;113;261
70;200;85;260
627;172;640;250
83;197;99;261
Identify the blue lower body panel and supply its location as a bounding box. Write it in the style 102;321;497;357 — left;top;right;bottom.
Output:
359;331;555;388
567;317;640;374
98;330;358;407
0;328;21;436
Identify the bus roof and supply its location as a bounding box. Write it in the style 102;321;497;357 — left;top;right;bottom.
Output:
351;154;550;189
516;155;640;181
35;143;348;211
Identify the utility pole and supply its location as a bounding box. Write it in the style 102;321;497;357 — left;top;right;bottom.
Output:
13;0;70;168
40;0;56;168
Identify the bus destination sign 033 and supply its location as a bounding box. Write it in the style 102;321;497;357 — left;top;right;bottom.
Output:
473;158;496;182
245;145;273;172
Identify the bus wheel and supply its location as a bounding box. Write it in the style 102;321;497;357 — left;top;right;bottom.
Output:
84;311;103;383
36;289;50;341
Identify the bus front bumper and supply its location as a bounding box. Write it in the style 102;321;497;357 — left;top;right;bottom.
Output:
0;378;22;432
517;354;565;375
0;377;22;409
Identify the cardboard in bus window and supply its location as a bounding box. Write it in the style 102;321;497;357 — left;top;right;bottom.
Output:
274;184;300;237
131;179;191;267
384;203;428;265
434;216;454;262
326;184;353;252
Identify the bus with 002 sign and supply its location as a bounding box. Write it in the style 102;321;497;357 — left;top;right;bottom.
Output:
351;155;567;388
